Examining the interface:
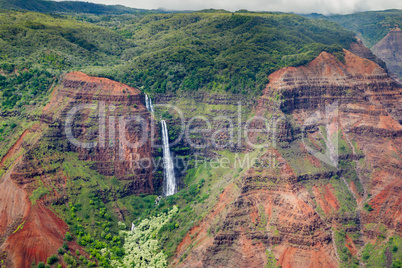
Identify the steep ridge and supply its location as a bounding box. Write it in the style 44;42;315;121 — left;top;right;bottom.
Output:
172;49;402;267
0;72;157;267
372;28;402;81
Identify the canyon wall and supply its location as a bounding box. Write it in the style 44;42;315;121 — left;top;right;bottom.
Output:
0;72;157;267
172;49;402;267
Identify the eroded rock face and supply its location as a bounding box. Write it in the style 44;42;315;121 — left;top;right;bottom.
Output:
261;48;402;235
173;50;402;267
372;28;402;81
20;72;158;195
0;72;157;267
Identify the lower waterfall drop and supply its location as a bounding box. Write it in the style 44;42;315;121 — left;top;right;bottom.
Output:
161;120;176;196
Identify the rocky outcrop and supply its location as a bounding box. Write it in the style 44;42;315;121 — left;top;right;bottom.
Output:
348;39;387;71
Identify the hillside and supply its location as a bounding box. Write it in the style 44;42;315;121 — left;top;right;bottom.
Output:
326;10;402;79
311;10;402;48
0;0;150;14
83;12;356;95
0;10;133;114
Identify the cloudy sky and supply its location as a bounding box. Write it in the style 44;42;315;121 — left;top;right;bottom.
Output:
66;0;401;15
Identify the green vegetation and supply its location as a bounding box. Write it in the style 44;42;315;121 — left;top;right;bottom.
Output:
335;229;360;268
13;220;25;234
0;11;128;66
46;254;58;265
364;202;374;212
362;235;402;267
88;12;354;95
29;187;49;204
265;249;279;268
114;206;178;267
0;10;132;113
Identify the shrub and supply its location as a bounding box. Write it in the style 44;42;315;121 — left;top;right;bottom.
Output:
392;260;402;268
363;252;370;260
65;232;73;241
47;254;58;264
364;203;374;212
30;187;49;205
37;262;45;268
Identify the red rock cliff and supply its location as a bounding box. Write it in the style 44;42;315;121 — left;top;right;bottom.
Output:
0;72;157;267
173;50;402;268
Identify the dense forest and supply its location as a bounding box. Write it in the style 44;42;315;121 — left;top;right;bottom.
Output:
85;12;354;94
0;10;356;112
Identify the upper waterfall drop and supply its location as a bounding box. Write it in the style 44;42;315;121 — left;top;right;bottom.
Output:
161;120;176;196
145;94;154;113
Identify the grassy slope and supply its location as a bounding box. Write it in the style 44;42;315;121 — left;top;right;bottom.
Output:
0;10;131;159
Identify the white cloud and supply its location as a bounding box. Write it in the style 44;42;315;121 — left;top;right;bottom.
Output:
61;0;402;15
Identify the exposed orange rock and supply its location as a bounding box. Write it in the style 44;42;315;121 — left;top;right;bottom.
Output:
313;184;340;215
345;235;358;256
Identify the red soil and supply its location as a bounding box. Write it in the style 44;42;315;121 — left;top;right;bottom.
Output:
62;71;141;95
2;203;68;267
277;244;338;268
345;235;358;256
313;184;340;216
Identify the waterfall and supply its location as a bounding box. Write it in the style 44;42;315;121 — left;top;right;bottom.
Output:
144;93;175;196
145;94;154;113
131;222;135;232
161;120;176;196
